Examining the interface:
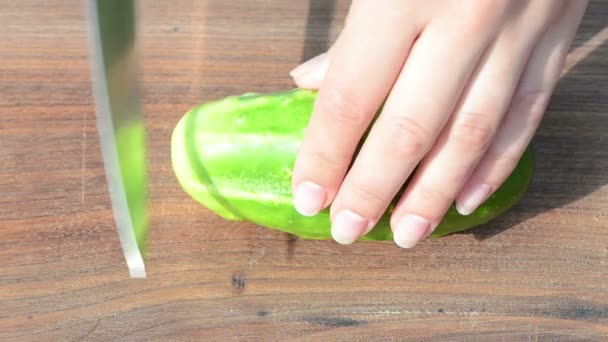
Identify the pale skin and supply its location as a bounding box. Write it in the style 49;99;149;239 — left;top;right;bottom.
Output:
289;0;589;248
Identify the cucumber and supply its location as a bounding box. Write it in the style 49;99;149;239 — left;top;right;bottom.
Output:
171;89;535;240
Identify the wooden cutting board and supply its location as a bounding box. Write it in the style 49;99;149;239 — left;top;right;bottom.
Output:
1;1;607;340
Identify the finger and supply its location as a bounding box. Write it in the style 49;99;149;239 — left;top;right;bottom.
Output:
291;1;422;217
290;52;329;89
328;6;505;245
456;0;589;215
389;0;563;248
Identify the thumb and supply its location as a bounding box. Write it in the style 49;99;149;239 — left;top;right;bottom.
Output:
289;52;329;89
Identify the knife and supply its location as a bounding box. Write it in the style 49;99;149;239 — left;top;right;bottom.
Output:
87;0;149;278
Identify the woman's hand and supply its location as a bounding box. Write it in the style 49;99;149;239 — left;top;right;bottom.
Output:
289;0;588;248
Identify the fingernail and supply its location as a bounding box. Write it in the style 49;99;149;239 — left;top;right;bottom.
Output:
331;209;369;245
289;53;328;86
456;183;493;216
294;181;327;216
394;214;432;249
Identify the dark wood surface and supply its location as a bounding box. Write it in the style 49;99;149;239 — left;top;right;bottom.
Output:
1;1;607;340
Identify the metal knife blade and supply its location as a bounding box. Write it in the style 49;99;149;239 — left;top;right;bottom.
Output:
87;0;149;278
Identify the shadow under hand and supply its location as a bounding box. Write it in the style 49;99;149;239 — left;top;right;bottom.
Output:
467;3;608;240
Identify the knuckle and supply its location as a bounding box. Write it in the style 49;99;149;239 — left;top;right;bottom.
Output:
461;0;509;33
345;180;388;211
306;148;344;174
386;116;430;159
418;182;455;207
495;153;521;173
510;89;550;126
404;183;454;223
482;148;522;183
451;111;497;151
470;0;510;19
319;88;369;128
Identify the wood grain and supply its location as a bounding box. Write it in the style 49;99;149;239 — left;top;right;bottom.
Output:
1;1;607;341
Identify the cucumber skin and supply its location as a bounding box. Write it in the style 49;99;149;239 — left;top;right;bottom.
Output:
171;89;535;240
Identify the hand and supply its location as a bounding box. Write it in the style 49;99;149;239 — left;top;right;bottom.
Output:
289;0;588;248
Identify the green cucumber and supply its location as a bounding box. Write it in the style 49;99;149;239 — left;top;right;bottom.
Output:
171;89;535;240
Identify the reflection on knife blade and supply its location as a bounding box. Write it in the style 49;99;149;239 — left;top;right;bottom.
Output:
87;0;149;278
